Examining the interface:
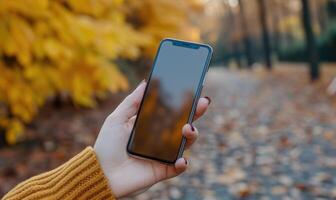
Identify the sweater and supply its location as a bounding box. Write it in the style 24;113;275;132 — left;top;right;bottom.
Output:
2;147;116;200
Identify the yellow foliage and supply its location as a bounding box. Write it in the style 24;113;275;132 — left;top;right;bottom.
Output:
125;0;203;56
0;0;203;144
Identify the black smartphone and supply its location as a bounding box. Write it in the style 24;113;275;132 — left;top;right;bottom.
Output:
127;38;213;164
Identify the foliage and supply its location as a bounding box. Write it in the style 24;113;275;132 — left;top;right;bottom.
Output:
279;20;336;62
125;0;202;56
0;0;201;144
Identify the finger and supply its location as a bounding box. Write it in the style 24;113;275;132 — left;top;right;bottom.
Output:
128;186;151;197
166;158;188;179
183;124;198;149
193;96;211;121
113;80;146;122
174;157;188;174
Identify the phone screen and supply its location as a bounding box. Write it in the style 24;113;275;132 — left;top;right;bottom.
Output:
127;39;212;163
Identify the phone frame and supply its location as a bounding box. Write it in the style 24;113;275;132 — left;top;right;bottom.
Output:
126;38;213;165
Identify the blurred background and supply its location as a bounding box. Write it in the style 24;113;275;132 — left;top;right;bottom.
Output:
0;0;336;199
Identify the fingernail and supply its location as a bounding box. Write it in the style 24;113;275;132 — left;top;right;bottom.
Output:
184;158;188;165
204;96;211;105
189;123;195;132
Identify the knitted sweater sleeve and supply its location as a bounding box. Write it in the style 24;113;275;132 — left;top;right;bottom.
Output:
2;147;115;200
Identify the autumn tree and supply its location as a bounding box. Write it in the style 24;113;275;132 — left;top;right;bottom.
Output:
301;0;320;81
257;0;272;70
224;1;243;68
125;0;202;57
238;0;254;67
0;0;202;144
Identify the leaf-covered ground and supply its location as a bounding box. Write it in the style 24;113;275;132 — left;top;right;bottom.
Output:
1;64;336;199
129;64;336;200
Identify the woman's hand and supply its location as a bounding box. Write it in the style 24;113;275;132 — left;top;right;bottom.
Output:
94;81;210;198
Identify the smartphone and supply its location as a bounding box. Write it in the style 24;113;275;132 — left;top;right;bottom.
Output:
127;38;213;164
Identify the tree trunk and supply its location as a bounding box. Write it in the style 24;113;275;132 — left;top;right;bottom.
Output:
301;0;320;81
270;0;280;56
316;0;328;33
279;0;294;48
238;0;254;68
225;2;243;68
257;0;272;70
232;42;243;69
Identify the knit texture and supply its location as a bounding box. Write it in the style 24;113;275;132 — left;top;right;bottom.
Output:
2;147;115;200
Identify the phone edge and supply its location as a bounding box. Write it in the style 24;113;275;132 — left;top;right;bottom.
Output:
126;38;213;165
176;39;213;161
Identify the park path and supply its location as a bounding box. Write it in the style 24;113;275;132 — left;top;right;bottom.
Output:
128;66;336;200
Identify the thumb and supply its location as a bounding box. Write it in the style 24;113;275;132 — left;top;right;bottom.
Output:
113;80;146;122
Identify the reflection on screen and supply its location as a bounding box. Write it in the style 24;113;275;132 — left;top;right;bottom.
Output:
128;40;210;163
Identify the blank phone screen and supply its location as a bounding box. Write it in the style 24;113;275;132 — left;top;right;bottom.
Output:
127;39;211;163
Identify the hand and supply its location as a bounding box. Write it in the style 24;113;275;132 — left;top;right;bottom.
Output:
94;81;210;198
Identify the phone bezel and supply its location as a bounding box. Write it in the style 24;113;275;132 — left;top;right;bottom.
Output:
126;38;213;165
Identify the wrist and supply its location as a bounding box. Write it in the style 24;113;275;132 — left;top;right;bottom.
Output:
92;147;115;194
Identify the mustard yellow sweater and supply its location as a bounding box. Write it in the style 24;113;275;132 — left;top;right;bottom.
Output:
2;147;116;200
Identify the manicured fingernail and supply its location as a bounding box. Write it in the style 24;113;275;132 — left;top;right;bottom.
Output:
184;158;188;165
189;123;195;132
204;96;211;105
